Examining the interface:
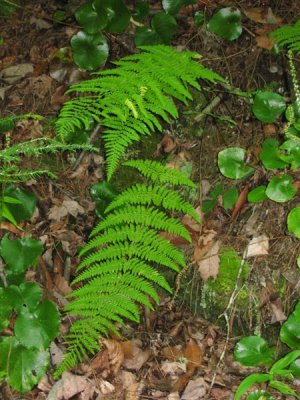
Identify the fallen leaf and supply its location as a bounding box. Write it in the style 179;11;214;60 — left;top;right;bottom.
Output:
161;360;187;376
48;200;85;222
245;234;269;258
270;298;287;324
25;75;53;99
30;16;52;29
50;342;64;366
181;377;208;399
195;240;220;282
125;382;144;400
103;339;124;376
122;340;150;371
244;7;282;24
117;370;136;389
0;85;12;100
231;184;249;220
56;372;90;399
155;132;177;156
0;63;33;84
256;35;274;50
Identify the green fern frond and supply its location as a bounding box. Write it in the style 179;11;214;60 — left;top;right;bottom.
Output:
0;113;43;134
123;159;196;188
56;160;199;375
55;45;223;179
271;20;300;52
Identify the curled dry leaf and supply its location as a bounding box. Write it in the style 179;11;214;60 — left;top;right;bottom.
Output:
103;339;124;376
155;132;178;156
195;239;220;282
244;7;282;24
0;63;34;84
181;377;208;400
245;234;269;258
48;200;85;222
256;35;274;50
122;340;150;371
125;381;144;400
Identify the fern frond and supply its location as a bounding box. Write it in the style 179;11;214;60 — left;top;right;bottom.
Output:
56;45;223;179
56;160;199;375
271;20;300;52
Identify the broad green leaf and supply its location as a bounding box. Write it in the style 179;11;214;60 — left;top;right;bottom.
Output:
280;139;300;169
94;0;130;33
269;380;300;399
0;287;12;330
162;0;196;15
0;235;43;274
290;357;300;377
15;300;60;349
2;196;22;204
218;147;254;179
0;0;19;16
252;92;286;123
280;301;300;348
91;181;118;218
259;138;288;170
247;186;267;203
287;206;300;238
71;31;109;70
5;282;42;313
234;374;270;400
265;174;296;203
132;1;149;21
135;27;163;46
246;390;273;400
270;350;300;373
223;187;238;209
4;185;37;222
207;8;242;41
210;183;224;199
194;11;205;27
75;1;108;33
0;336;49;393
151;12;178;44
1;203;18;225
202;199;217;214
234;336;274;366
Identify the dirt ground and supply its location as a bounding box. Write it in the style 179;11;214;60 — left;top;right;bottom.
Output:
1;1;300;399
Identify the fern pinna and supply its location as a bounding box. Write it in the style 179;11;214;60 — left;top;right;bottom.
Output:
56;160;199;375
56;45;223;179
271;20;300;52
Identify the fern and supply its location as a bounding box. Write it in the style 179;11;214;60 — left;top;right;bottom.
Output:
271;20;300;52
56;45;223;179
55;160;198;375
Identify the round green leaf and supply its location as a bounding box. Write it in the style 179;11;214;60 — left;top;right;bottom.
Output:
248;186;267;203
223;187;238;209
207;8;242;41
234;336;274;366
162;0;196;15
280;139;300;170
0;235;43;274
287;206;300;238
0;288;12;330
218;147;254;179
94;0;130;33
4;185;37;222
132;1;149;21
194;11;205;27
252;91;286;123
6;282;42;313
135;27;163;46
280;302;300;348
71;31;109;70
151;12;178;44
290;358;300;378
90;180;118;217
246;390;273;400
259;138;288;170
0;337;49;394
75;1;108;33
265;174;296;203
15;300;60;349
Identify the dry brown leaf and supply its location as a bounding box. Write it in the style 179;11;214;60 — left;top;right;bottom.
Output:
184;338;202;370
125;381;144;400
48;200;84;222
155;132;177;156
0;221;23;235
55;372;90;399
246;234;269;258
195;240;220;282
122;340;150;371
0;63;33;84
244;7;282;24
50;341;64;366
256;35;274;50
162;345;184;361
161;360;187;376
181;377;208;400
26;75;53;99
270;298;287;324
103;339;124;376
231;184;249;220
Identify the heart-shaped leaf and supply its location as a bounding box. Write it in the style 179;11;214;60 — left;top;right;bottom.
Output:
162;0;196;15
135;27;163;46
75;1;108;33
0;336;49;393
94;0;130;33
234;336;274;366
248;186;267;203
5;282;42;313
0;235;43;274
151;12;178;44
71;31;109;70
15;299;60;349
259;138;289;169
280;301;300;348
234;374;271;400
4;185;37;222
252;91;286;123
287;206;300;238
265;174;296;203
218;147;254;179
90;181;118;217
223;187;238;209
246;390;273;400
132;1;149;21
280;139;300;170
207;8;242;41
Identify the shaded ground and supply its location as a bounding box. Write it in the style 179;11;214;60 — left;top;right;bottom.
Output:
1;1;300;399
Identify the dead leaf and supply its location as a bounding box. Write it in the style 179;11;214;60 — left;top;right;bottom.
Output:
122;340;150;371
231;184;249;220
51;84;70;106
48;200;85;222
161;360;187;376
0;221;22;235
0;63;33;84
181;377;208;399
195;240;220;282
54;372;90;400
117;370;136;389
125;381;144;400
30;16;52;29
99;379;115;395
0;85;12;100
270;298;287;324
155;132;177;156
244;7;282;24
245;234;269;258
50;342;64;366
103;339;124;376
256;35;274;50
25;75;53;99
184;338;202;370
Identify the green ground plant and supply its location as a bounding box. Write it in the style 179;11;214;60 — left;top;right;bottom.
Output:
234;302;300;399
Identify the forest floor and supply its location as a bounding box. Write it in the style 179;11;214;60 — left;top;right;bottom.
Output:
0;0;300;399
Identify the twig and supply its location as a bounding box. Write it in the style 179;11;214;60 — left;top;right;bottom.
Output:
0;257;8;288
71;124;101;171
